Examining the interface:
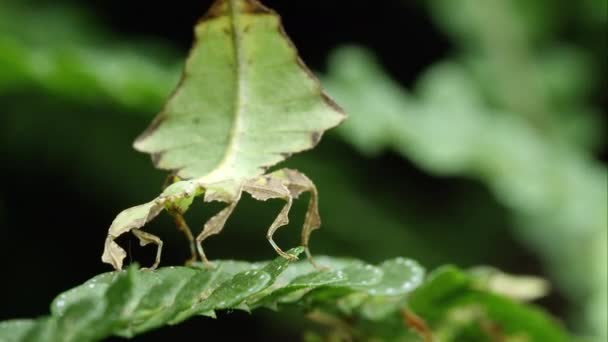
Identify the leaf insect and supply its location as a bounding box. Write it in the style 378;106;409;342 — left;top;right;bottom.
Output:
102;0;345;270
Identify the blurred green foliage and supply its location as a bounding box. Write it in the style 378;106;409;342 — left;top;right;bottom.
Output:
0;0;606;340
407;266;570;341
325;44;606;341
324;1;607;338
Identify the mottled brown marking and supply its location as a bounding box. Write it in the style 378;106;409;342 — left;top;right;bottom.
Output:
203;0;228;19
321;92;347;117
283;169;301;185
203;0;272;20
242;0;272;15
280;152;292;159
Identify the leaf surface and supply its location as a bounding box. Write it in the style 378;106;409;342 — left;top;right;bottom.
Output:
0;253;573;341
1;249;427;341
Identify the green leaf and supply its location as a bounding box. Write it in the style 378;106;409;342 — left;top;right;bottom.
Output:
0;320;36;342
408;266;571;341
134;0;345;183
0;249;429;341
0;251;576;341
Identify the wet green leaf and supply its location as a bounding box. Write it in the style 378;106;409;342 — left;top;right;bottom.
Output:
0;251;576;341
0;249;428;341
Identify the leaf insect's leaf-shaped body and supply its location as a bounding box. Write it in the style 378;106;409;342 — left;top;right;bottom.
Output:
134;0;345;183
103;0;345;270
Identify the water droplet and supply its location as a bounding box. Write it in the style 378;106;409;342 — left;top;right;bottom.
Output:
88;283;96;289
56;300;65;308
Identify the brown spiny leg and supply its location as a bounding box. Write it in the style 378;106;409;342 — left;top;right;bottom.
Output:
163;174;198;264
243;174;298;261
169;211;197;264
132;228;163;270
195;201;238;269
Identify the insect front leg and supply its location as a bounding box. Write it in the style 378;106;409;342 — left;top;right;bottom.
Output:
195;201;238;269
132;228;164;270
266;195;298;261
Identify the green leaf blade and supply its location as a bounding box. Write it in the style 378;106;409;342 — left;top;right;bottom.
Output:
0;254;575;341
0;320;37;342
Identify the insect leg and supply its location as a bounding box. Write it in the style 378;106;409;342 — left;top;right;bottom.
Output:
132;228;164;270
169;211;197;264
244;175;297;261
301;184;322;268
195;201;238;268
266;196;297;260
278;169;323;268
162;174;198;264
